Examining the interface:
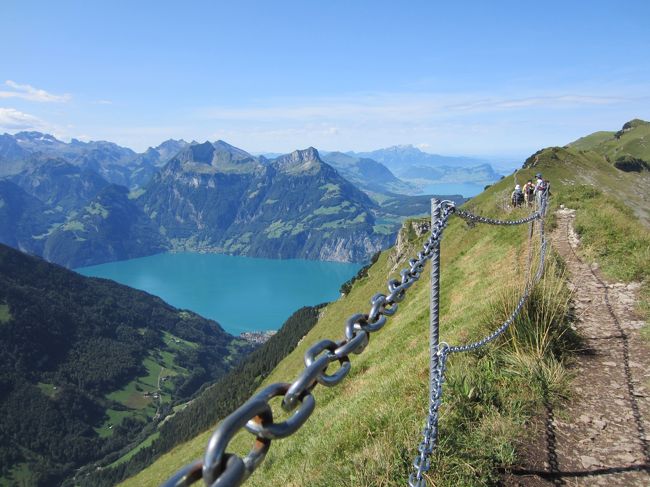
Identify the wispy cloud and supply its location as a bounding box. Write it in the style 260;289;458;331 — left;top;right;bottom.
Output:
0;107;47;130
0;80;71;102
199;92;639;124
447;95;631;112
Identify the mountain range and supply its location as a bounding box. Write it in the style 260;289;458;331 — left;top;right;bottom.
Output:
0;133;472;268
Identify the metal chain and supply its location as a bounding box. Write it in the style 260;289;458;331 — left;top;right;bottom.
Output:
408;192;548;485
161;201;457;487
448;192;548;353
453;207;541;226
408;343;449;487
162;192;549;487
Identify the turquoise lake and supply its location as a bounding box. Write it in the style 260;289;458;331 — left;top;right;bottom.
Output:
76;253;362;335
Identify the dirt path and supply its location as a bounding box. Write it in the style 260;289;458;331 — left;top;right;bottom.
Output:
504;208;650;486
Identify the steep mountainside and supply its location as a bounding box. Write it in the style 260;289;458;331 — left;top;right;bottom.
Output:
0;244;251;487
43;184;167;268
11;159;110;213
121;122;649;487
140;144;391;262
0;133;33;176
80;305;324;487
0;180;52;255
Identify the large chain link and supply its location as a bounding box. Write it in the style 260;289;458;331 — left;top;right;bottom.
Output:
162;192;549;487
162;201;456;487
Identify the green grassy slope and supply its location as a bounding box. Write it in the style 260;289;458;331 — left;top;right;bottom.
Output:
523;144;650;223
122;130;649;486
568;130;616;151
567;119;650;169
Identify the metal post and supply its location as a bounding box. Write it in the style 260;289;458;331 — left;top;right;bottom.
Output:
430;198;441;403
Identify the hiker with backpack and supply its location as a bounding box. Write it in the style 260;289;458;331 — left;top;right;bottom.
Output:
511;184;524;207
534;173;550;210
523;179;535;207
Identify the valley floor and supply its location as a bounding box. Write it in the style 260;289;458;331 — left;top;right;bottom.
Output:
504;209;650;486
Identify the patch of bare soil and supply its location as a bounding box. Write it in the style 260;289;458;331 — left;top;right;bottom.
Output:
502;208;650;486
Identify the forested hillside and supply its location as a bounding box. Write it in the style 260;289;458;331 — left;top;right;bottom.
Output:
0;244;251;486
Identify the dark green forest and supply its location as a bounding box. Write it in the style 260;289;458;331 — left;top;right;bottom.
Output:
0;244;251;486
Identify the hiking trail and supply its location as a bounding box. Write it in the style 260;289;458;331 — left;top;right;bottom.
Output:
505;208;650;486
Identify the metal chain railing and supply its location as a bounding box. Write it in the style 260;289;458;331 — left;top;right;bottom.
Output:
163;192;549;487
408;192;548;486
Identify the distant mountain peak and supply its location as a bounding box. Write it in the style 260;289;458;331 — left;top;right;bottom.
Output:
281;147;320;163
212;140;254;160
156;138;188;150
15;131;61;143
273;147;322;174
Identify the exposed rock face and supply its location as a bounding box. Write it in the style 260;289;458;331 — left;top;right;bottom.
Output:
390;218;430;268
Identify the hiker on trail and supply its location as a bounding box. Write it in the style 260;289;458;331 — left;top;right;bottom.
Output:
523;179;535;207
511;184;524;207
534;173;549;209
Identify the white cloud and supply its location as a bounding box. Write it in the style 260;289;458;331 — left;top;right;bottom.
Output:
0;80;71;102
94;99;113;105
0;108;47;130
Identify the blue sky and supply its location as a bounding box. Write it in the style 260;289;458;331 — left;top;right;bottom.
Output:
1;0;649;161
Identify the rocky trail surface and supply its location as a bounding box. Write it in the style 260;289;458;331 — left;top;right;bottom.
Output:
504;208;650;486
